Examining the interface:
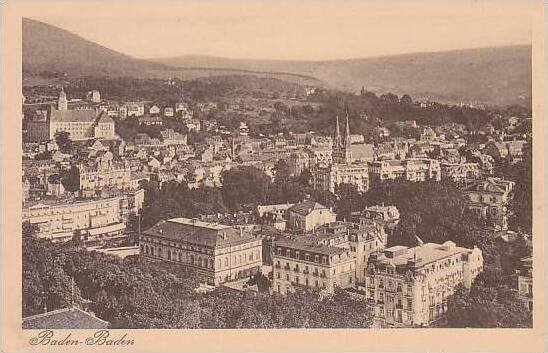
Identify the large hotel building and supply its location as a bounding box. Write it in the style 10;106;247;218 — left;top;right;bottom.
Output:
139;218;262;286
364;241;483;327
272;239;357;294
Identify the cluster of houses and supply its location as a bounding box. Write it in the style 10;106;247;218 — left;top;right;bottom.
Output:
21;87;532;327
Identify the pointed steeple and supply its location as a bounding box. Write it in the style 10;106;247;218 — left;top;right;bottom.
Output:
344;114;351;148
334;115;341;147
58;87;68;111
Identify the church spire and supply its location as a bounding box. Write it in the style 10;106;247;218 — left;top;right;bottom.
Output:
334;115;341;147
58;87;68;111
344;113;351;148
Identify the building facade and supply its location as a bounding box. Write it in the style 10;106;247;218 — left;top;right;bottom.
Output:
22;196;128;242
272;239;357;294
364;242;483;327
461;177;515;230
368;159;441;183
139;218;262;286
287;201;336;232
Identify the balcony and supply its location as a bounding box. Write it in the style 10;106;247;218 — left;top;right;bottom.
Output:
303;270;310;275
284;265;290;270
294;268;300;273
274;263;281;269
312;272;319;277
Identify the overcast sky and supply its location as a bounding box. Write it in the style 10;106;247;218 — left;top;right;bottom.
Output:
34;1;532;61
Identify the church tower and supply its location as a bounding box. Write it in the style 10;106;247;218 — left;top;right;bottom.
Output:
332;114;352;164
58;87;68;111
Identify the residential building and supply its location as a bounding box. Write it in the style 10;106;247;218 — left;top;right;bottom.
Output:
315;221;387;284
287;201;336;232
368;159;441;183
86;90;101;103
365;241;484;327
359;204;400;234
138;115;163;126
483;140;527;162
78;153;132;192
22;196;129;242
440;162;480;184
125;102;145;117
461;177;515;230
149;105;161;115
139;218;262;286
272;239;357;294
312;163;369;193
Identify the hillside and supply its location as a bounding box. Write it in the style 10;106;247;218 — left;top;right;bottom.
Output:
22;18;172;78
153;46;532;107
22;18;322;87
23;18;531;107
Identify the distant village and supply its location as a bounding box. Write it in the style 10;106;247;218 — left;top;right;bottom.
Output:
21;82;532;329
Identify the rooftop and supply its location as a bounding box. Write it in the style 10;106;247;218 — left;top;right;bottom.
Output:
288;200;330;216
22;307;109;329
143;217;255;248
274;239;349;256
373;241;474;267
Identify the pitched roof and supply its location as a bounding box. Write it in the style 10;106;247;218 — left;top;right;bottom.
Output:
50;108;98;123
288;201;329;216
22;307;109;329
142;218;256;248
350;143;375;161
274;239;349;256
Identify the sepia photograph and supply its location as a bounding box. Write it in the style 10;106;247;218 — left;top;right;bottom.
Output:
1;0;545;352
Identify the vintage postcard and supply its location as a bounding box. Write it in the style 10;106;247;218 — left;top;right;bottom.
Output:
1;0;545;352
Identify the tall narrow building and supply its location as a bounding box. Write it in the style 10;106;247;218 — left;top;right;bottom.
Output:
57;88;68;111
333;114;352;164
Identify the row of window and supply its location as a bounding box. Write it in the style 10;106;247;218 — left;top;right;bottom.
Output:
141;243;260;270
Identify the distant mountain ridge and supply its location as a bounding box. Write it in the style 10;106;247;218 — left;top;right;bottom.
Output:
23;18;531;107
152;46;532;107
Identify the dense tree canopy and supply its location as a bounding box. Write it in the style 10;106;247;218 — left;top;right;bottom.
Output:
22;232;373;328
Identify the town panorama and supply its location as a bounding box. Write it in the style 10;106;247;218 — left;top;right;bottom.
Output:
21;19;532;330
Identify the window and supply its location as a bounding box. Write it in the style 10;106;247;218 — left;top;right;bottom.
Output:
277;273;281;279
286;274;289;281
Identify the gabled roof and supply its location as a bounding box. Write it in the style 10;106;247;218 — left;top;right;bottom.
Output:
288;201;330;216
142;218;256;248
22;307;109;329
50;108;98;123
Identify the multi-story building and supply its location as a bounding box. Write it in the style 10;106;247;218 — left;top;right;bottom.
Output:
22;196;129;242
440;162;480;184
78;152;132;192
125;102;145;117
312;163;370;193
287;201;336;232
48;90;115;141
368;159;441;183
517;256;533;311
315;221;387;284
359;204;400;235
461;177;515;230
272;239;357;294
139;218;262;286
364;241;483;327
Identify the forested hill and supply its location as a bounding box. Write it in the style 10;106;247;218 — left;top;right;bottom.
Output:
152;46;532;107
23;18;530;107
